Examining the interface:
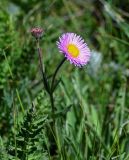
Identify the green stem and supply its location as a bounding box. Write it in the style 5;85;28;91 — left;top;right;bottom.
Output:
50;57;66;125
36;40;50;93
51;57;66;92
50;93;55;124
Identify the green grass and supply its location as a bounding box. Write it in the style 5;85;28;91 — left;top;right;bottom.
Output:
0;0;129;159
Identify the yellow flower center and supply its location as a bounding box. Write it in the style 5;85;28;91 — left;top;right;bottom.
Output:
67;44;79;58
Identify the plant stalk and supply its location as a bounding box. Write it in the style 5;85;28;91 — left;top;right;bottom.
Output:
49;57;66;125
36;39;50;93
51;57;66;92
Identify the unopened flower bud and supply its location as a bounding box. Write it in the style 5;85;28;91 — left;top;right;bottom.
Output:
31;27;43;39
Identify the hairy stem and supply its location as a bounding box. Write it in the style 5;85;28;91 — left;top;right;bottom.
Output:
49;57;66;125
51;57;66;92
36;39;50;93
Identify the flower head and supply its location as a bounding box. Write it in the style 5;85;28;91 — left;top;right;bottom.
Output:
31;27;43;39
57;33;91;67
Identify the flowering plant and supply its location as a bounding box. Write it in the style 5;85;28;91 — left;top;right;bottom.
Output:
31;27;91;146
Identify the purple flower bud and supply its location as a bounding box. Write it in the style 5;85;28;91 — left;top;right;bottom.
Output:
31;27;43;39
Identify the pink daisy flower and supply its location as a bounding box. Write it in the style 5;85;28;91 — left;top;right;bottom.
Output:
57;33;91;67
